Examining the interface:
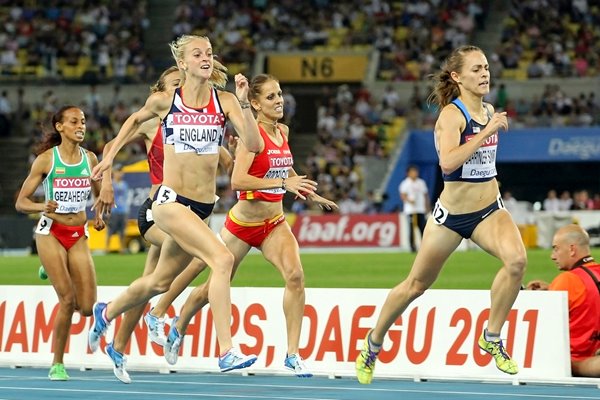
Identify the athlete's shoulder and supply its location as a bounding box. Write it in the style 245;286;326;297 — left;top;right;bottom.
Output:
278;123;290;138
34;148;53;164
216;89;235;104
38;148;54;159
436;103;465;131
137;117;161;140
146;90;174;111
440;102;464;118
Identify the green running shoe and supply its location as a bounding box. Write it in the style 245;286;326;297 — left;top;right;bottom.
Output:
478;332;519;375
48;363;69;381
355;329;380;384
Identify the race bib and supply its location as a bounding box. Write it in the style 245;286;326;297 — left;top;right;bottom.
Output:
155;186;177;206
35;215;54;235
432;200;448;225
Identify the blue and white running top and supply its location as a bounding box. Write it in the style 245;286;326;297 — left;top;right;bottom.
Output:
162;87;226;155
437;98;498;182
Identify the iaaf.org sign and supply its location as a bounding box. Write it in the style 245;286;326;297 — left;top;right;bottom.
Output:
0;287;570;379
548;136;600;160
292;214;401;247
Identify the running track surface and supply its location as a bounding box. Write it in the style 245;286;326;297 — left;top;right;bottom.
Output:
0;368;599;400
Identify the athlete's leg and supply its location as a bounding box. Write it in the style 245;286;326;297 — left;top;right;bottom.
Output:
36;235;76;366
260;222;305;355
104;235;193;321
356;220;461;384
151;202;236;351
471;209;527;335
113;243;161;352
67;237;97;316
151;257;210;319
175;228;250;334
371;220;462;344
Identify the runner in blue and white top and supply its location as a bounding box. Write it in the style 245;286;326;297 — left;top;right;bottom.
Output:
355;45;526;384
438;97;498;182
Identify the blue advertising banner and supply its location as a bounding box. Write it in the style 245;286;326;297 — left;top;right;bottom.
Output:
384;127;600;212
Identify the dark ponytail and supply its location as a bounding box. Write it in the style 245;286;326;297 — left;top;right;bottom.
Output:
427;45;483;109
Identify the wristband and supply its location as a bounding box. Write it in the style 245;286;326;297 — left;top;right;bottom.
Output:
239;101;251;109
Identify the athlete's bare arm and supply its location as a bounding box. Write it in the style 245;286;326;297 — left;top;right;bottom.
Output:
218;145;233;175
91;91;172;180
87;150;106;230
219;75;261;153
15;151;53;214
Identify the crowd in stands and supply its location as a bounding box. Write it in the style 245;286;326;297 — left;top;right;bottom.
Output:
171;0;599;81
496;0;600;79
2;1;599;83
171;0;489;80
0;1;152;82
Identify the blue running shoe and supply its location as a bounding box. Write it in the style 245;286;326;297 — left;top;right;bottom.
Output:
88;302;110;353
144;309;167;347
284;353;313;377
105;342;131;384
164;316;184;365
218;347;257;372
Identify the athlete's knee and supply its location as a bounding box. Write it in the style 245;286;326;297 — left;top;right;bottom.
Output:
210;251;235;276
285;266;305;292
405;278;429;300
56;292;77;313
149;276;172;295
506;252;527;278
79;303;94;317
192;283;210;305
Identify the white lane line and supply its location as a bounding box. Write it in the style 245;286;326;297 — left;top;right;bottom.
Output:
0;385;597;400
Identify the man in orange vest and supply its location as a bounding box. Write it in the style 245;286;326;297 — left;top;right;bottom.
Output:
527;224;600;377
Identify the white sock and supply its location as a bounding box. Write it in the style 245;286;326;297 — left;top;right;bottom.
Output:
484;328;500;342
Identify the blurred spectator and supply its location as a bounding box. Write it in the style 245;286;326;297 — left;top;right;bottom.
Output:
496;83;508;110
559;190;574;211
543;190;561;212
83;85;102;118
105;168;130;253
593;193;600;210
282;88;297;126
399;165;429;252
502;190;519;214
572;190;594;210
0;90;12;137
382;84;400;110
0;45;18;71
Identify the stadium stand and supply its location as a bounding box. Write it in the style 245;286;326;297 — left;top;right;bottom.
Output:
0;1;151;82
